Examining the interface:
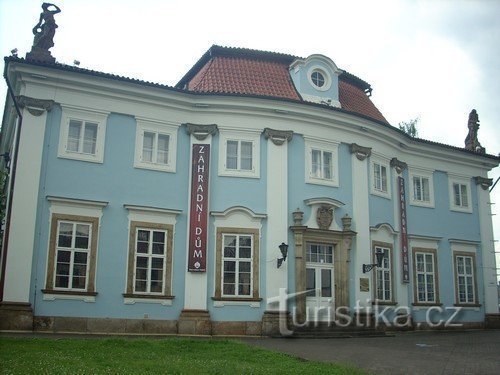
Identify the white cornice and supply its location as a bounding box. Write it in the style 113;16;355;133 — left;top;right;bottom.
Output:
123;204;182;216
9;62;498;173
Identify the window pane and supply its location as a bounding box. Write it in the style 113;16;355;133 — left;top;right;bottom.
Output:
240;141;252;170
67;120;82;152
381;166;387;192
83;123;98;154
142;132;154;162
135;280;147;292
150;281;163;293
323;151;332;179
422;178;430;201
72;264;86;278
413;177;422;200
321;269;332;297
74;252;88;265
157;134;169;164
55;276;69;288
226;141;238;169
312;149;321;178
58;222;73;248
374;164;381;190
57;250;71;263
151;257;164;270
306;268;316;297
460;184;468;207
453;183;461;206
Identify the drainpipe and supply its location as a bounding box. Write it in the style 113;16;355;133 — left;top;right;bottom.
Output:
0;59;23;301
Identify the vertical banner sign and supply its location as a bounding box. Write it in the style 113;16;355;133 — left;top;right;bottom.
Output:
188;144;210;272
398;176;410;283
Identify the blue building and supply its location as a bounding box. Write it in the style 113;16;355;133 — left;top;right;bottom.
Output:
0;44;498;335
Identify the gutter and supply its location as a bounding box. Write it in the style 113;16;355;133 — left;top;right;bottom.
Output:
0;59;22;301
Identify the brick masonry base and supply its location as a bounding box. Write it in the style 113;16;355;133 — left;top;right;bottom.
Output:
485;314;500;329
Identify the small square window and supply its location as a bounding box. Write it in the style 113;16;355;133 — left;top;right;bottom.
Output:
305;137;339;187
58;106;108;164
409;169;435;208
218;130;260;179
134;119;178;173
370;157;391;199
449;176;472;213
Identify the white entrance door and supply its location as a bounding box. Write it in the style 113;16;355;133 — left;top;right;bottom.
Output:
305;243;334;323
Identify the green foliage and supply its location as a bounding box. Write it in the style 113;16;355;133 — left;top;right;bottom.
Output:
398;117;420;138
0;337;365;374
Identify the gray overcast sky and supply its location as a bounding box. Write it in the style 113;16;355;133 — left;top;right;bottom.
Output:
1;0;499;278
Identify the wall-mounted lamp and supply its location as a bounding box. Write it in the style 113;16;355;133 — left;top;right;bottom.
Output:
362;249;384;273
277;242;289;268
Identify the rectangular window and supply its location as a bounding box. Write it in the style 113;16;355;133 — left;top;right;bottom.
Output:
134;228;167;294
58;106;108;163
373;163;388;193
414;250;437;303
214;227;260;301
222;234;253;297
374;245;393;302
43;209;101;299
455;254;476;304
413;176;430;202
141;131;170;165
226;140;253;171
311;149;333;180
54;221;91;290
453;183;468;207
125;221;174;299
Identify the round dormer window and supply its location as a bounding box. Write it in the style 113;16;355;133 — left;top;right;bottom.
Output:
311;71;325;88
308;67;331;91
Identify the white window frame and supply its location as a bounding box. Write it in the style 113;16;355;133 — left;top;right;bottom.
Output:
221;233;254;298
409;168;435;208
218;129;260;179
374;246;393;302
53;220;92;291
58;105;109;163
304;137;339;187
134;118;178;173
370;156;391;199
133;227;168;295
307;66;332;91
414;251;437;303
454;252;477;305
448;175;472;213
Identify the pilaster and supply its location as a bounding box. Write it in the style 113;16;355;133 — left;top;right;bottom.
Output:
350;143;371;308
264;128;292;312
2;97;53;306
475;176;498;314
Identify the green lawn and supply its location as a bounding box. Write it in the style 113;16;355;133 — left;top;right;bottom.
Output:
0;337;365;374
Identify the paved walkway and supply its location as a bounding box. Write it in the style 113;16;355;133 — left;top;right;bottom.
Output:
243;330;500;375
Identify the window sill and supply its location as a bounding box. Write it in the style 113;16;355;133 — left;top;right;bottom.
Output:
212;297;262;308
123;294;174;306
133;162;175;173
412;302;442;307
218;170;260;179
41;289;97;303
306;178;339;188
371;189;391;200
372;301;397;306
450;206;473;214
453;303;481;308
409;201;435;209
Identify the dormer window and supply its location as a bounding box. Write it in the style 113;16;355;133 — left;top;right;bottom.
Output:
311;71;325;88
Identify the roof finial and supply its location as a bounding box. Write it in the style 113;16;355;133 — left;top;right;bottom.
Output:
464;109;485;154
26;3;61;63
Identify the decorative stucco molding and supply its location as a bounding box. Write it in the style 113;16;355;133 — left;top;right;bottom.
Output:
185;123;218;140
349;143;372;161
390;157;407;174
16;95;54;116
263;128;293;146
474;176;493;190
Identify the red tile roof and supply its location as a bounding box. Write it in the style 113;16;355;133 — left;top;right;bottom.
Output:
177;45;389;124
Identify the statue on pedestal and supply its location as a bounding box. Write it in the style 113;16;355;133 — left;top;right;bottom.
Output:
26;3;61;63
464;109;485;154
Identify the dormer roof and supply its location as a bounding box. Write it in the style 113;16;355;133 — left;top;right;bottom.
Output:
176;45;388;124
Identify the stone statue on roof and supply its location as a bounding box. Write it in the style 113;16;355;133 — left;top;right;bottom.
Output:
464;109;485;154
26;3;61;63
